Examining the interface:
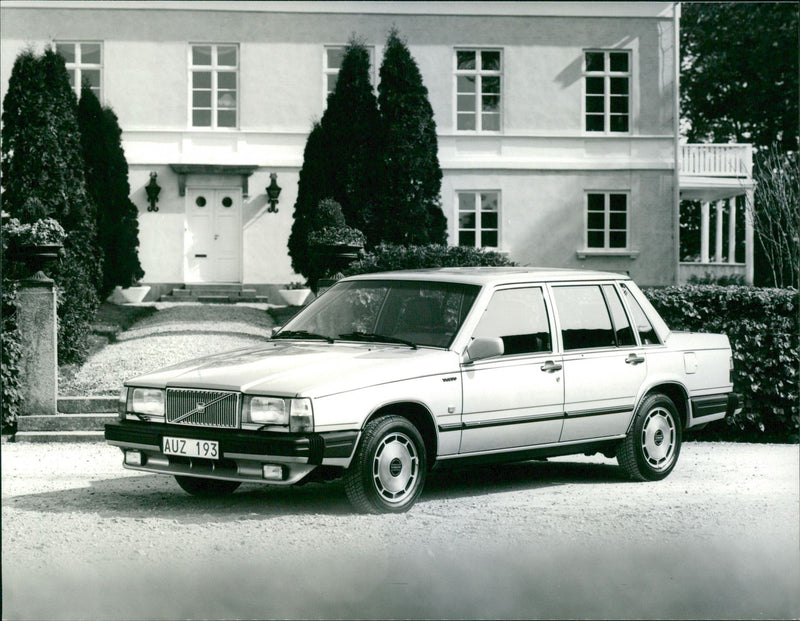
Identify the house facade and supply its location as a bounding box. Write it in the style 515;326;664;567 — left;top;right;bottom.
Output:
1;1;751;298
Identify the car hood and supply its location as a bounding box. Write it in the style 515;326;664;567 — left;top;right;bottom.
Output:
126;340;460;397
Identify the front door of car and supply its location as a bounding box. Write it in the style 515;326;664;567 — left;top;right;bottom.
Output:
550;283;647;443
459;286;564;454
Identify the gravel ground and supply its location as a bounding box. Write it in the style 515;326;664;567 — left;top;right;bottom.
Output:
59;304;276;395
2;440;798;620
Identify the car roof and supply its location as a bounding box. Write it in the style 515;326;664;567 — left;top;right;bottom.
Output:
342;266;630;286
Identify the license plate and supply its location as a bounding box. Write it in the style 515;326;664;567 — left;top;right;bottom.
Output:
163;436;220;460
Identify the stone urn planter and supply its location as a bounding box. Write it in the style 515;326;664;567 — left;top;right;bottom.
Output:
108;285;151;305
14;243;62;280
277;288;311;307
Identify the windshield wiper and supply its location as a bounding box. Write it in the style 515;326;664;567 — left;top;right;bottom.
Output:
272;330;334;343
338;331;417;349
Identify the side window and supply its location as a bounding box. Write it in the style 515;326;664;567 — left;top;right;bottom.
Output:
553;285;616;350
472;288;552;355
621;283;660;345
602;285;636;347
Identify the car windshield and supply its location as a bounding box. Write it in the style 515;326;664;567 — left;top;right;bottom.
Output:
277;279;480;349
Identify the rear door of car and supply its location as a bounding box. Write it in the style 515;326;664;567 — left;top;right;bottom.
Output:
459;285;564;454
549;281;647;443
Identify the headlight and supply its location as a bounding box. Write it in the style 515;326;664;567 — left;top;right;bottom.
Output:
245;396;289;425
128;388;165;418
243;396;314;432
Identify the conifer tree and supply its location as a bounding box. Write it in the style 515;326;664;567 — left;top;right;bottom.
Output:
321;38;384;241
288;38;383;278
78;84;144;298
1;47;101;364
377;28;446;245
288;122;330;279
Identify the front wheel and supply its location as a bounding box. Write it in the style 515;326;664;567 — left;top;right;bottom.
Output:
174;475;241;497
343;415;427;514
617;393;682;481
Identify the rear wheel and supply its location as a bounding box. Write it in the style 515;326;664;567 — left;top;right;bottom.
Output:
343;415;427;514
174;475;241;497
617;393;681;481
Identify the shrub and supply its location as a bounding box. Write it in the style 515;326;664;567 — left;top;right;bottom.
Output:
4;217;66;247
1;280;22;433
344;243;516;275
54;227;102;364
644;285;799;441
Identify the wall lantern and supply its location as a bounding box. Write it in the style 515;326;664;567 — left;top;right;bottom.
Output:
266;173;282;213
145;172;161;212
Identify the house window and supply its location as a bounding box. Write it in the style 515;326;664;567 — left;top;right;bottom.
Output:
56;42;102;100
586;192;628;249
455;49;502;132
190;44;238;128
584;50;630;133
458;191;499;248
324;45;376;105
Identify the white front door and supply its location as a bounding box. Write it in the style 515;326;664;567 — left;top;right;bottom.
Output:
460;286;564;454
185;188;242;283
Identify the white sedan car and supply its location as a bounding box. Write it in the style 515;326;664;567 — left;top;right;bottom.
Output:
106;267;739;513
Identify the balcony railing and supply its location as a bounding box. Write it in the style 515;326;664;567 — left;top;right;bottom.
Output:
680;144;753;178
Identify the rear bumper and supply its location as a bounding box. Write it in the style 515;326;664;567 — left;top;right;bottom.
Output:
689;392;742;427
105;421;359;485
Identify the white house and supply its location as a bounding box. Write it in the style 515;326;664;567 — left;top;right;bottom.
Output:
0;1;753;301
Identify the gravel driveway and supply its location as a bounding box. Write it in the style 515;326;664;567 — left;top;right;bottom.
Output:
2;440;798;620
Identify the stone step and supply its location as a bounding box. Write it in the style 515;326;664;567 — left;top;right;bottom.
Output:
58;395;117;414
170;288;258;298
14;430;105;443
180;284;247;293
17;413;117;432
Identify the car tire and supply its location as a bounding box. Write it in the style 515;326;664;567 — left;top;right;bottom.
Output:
343;415;427;514
617;393;682;481
174;475;241;497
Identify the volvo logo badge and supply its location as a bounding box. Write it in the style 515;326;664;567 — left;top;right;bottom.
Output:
196;402;206;415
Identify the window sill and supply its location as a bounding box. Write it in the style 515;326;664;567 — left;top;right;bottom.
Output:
576;249;639;260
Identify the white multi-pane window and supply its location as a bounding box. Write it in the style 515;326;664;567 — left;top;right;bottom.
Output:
56;42;102;100
458;191;500;248
190;44;238;128
455;49;502;132
584;50;630;133
323;45;375;105
586;192;628;249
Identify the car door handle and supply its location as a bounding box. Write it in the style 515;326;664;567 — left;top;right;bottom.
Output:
626;353;645;365
540;360;563;373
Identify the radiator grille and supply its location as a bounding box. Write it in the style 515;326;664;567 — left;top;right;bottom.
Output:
166;389;240;429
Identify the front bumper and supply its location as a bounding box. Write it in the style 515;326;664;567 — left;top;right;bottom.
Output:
105;421;359;485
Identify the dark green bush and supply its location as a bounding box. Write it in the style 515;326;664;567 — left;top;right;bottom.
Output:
644;285;799;441
54;227;102;364
1;280;22;433
344;243;516;275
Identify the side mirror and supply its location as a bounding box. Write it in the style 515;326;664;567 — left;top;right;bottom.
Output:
464;337;504;363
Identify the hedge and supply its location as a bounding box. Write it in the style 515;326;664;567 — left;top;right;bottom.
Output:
1;280;22;433
344;243;515;275
645;285;799;441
